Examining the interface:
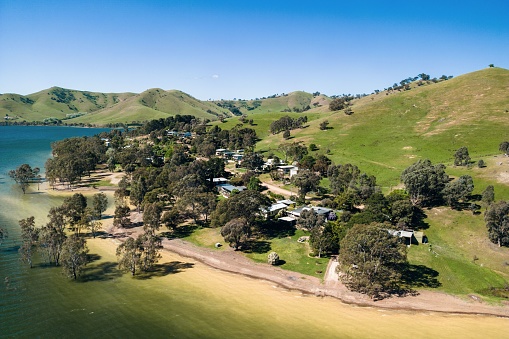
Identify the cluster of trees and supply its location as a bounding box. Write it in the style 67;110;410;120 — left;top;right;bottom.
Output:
116;202;162;276
16;192;108;279
269;115;307;134
329;96;353;112
19;193;103;280
134;115;198;136
45;136;107;189
401;159;474;208
382;73;453;93
191;124;257;156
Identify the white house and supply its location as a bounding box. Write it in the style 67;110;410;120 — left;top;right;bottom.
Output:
277;165;299;178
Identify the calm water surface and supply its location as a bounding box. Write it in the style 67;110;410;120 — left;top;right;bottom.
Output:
1;126;508;338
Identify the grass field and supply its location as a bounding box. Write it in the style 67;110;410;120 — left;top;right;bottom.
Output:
408;207;509;301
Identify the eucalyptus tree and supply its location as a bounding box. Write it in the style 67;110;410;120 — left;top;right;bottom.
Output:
453;146;471;166
401;159;449;206
339;222;407;299
9;163;37;194
60;234;89;280
117;236;142;276
291;169;321;200
485;201;509;247
442;175;474;206
220;217;250;250
18;216;39;268
143;202;162;233
482;185;495;205
92;192;108;220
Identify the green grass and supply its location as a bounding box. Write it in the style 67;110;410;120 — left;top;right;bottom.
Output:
183;227;328;279
408;208;509;300
245;229;329;279
182;226;226;250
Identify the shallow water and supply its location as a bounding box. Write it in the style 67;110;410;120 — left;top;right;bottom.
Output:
1;126;508;338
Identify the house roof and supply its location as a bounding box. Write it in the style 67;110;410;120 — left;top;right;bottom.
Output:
218;184;246;193
261;203;288;213
208;177;229;183
388;229;414;238
277;199;296;206
277;165;297;170
288;206;333;217
278;216;297;222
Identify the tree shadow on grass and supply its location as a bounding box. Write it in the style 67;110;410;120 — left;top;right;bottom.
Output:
413;208;430;230
135;261;195;280
242;240;271;254
161;224;200;239
256;220;295;239
400;264;441;289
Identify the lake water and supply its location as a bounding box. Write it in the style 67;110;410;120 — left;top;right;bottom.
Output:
1;126;508;338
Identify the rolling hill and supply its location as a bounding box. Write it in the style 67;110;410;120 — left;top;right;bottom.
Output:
0;87;229;124
230;67;509;188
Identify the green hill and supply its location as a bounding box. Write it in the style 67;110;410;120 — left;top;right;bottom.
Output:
246;67;509;187
0;87;136;122
213;91;331;116
72;89;229;124
0;87;229;125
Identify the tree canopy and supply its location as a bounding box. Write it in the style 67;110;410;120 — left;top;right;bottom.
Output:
338;222;407;299
401;159;449;206
9;163;37;194
485;201;509;247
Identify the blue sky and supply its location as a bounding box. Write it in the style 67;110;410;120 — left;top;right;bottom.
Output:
1;0;508;100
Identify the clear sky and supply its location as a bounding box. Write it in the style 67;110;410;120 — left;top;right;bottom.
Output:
1;0;508;100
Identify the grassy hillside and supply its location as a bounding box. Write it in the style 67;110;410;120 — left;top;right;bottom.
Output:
0;87;136;122
243;67;509;188
72;89;228;124
214;91;331;116
0;87;228;125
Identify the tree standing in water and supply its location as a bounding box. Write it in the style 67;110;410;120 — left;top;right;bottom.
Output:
60;234;88;280
18;216;39;268
9;164;37;194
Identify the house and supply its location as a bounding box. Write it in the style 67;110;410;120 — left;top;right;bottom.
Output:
277;216;297;226
288;206;333;218
217;184;246;198
223;151;235;159
388;229;421;246
277;165;299;178
215;148;228;156
232;154;243;162
261;203;288;219
276;199;296;206
208;177;229;186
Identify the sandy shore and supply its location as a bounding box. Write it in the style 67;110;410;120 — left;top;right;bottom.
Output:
42;170;509;318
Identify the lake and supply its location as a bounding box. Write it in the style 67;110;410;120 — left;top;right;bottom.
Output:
0;126;507;338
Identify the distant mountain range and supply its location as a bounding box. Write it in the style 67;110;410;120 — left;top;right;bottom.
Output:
2;67;508;127
0;86;332;125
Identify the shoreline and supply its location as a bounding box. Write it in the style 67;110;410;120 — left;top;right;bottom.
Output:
156;237;509;318
39;170;509;318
